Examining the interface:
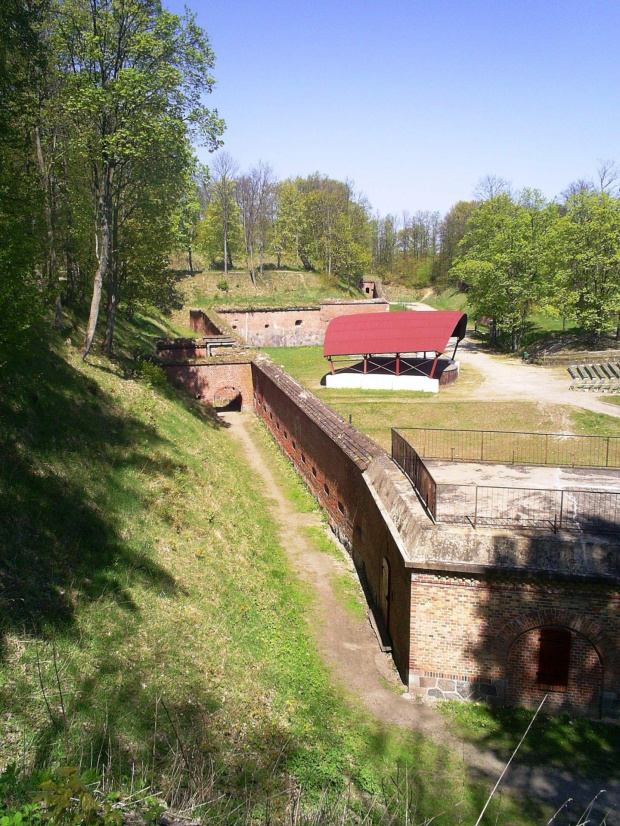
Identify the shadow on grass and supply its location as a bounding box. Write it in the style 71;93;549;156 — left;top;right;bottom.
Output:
0;339;186;652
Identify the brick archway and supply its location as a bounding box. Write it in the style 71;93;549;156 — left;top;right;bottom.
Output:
491;608;618;683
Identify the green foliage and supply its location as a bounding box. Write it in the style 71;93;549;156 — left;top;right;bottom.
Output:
132;359;168;387
216;278;229;292
546;190;620;337
452;192;558;350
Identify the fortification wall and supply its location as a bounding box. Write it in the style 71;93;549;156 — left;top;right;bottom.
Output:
251;355;412;682
189;309;226;336
162;361;253;410
408;573;620;715
220;299;388;347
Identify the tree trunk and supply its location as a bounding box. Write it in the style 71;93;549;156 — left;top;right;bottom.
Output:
223;221;228;276
34;124;60;317
249;245;256;287
188;247;193;276
103;204;119;355
259;240;264;278
81;163;114;359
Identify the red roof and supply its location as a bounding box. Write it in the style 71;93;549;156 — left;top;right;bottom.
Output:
323;311;467;358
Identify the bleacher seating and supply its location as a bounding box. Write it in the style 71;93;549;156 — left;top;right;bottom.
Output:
568;361;620;393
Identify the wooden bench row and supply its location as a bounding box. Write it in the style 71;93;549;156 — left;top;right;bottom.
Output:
568;362;620;392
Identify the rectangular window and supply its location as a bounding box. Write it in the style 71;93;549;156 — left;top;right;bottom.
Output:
537;628;571;690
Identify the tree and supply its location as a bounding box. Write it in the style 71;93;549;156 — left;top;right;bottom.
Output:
546;191;620;339
0;0;48;361
473;174;512;201
453;192;557;350
175;164;208;276
433;201;477;285
207;152;239;277
236;161;275;285
273;179;305;267
51;0;224;358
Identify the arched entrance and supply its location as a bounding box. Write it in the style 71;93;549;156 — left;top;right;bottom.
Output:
506;625;603;712
213;385;242;412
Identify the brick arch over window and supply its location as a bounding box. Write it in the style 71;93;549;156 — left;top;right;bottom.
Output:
490;609;619;683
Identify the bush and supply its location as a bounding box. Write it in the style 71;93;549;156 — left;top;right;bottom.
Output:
216;279;229;292
133;359;168;388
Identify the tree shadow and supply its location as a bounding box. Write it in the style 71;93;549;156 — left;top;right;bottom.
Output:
0;342;184;655
457;526;620;819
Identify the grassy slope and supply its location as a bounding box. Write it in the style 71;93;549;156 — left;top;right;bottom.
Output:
0;320;552;825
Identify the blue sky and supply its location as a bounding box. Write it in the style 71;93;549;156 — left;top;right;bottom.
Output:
167;0;620;216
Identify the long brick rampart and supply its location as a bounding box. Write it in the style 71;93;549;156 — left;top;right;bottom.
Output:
251;355;414;682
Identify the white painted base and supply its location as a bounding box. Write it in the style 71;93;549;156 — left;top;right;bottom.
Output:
324;373;439;393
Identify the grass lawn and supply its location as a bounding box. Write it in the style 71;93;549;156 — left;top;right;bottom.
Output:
263;345;620;449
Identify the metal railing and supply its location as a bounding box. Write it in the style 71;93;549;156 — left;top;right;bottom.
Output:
391;428;620;533
392;429;437;520
395;427;620;469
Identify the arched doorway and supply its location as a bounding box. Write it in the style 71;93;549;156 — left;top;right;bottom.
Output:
506;625;603;713
213;385;242;412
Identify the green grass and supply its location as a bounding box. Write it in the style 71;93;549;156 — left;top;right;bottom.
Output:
439;702;620;779
263;345;617;450
0;321;553;825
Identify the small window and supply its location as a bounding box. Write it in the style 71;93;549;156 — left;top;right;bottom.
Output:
323;483;329;496
301;454;306;464
265;324;269;328
337;501;345;515
232;325;237;330
292;440;296;449
269;412;273;420
263;403;267;412
312;466;317;478
276;421;280;430
295;319;303;326
283;430;288;439
537;627;571;690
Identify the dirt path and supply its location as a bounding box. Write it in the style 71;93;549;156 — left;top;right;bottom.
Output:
221;412;620;822
459;339;620;420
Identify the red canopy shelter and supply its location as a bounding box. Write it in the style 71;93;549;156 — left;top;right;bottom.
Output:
323;311;467;378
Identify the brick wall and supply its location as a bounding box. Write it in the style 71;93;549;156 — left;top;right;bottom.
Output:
408;573;620;714
507;628;603;712
189;309;225;336
220;299;389;347
162;361;254;410
251;356;412;683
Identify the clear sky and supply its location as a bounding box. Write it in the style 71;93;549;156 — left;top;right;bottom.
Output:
165;0;620;217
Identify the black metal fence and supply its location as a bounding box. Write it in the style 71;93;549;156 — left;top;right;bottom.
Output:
396;427;620;469
391;428;620;533
391;429;437;520
434;484;620;532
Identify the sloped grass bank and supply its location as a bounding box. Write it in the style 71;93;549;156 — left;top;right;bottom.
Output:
0;329;552;824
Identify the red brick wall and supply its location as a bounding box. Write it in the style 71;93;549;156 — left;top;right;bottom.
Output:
408;573;620;712
189;310;224;336
507;628;603;712
251;358;411;683
162;361;253;410
219;300;389;347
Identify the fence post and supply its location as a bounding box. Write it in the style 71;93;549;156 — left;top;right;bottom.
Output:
606;436;610;468
480;432;484;461
474;485;478;527
559;489;564;531
545;434;548;465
